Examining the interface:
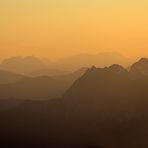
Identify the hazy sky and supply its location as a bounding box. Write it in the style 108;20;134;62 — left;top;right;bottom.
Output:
0;0;148;60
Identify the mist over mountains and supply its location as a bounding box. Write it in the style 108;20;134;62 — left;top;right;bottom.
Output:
57;52;132;70
0;56;48;74
0;52;132;75
0;57;148;148
0;52;131;100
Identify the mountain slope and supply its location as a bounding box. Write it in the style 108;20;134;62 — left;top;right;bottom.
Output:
0;70;24;84
53;67;88;86
130;58;148;76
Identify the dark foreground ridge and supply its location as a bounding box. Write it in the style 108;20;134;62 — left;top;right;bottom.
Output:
1;58;148;148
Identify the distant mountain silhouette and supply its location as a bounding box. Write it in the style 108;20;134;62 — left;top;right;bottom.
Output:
0;70;24;84
0;56;49;74
56;52;132;70
0;52;132;75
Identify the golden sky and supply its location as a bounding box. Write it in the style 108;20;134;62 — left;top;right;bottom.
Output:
0;0;148;60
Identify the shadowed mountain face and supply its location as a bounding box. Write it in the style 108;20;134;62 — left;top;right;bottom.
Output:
64;59;148;110
64;64;129;101
130;58;148;76
1;58;148;148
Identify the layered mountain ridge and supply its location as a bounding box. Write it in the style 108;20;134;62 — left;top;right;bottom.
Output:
0;58;148;148
64;58;148;105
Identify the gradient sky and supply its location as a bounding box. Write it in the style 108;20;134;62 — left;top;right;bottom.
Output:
0;0;148;60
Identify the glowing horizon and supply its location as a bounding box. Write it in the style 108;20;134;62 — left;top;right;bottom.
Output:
1;0;148;60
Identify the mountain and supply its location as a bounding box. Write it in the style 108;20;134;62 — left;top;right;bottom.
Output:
0;70;24;84
65;58;148;101
56;52;132;70
64;64;129;103
0;52;132;75
1;58;148;148
130;58;148;76
0;56;49;74
0;56;71;77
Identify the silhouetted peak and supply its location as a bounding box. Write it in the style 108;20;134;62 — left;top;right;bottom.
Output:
130;58;148;76
84;64;127;77
108;64;127;74
91;65;97;70
138;58;148;63
85;65;97;73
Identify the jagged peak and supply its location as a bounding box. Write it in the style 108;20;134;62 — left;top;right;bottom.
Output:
130;57;148;75
86;65;97;72
108;64;127;74
132;58;148;67
109;64;125;70
130;58;148;69
90;65;97;69
84;64;127;77
138;57;148;63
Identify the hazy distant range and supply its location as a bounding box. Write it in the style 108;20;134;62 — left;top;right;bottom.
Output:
0;52;133;74
0;52;134;100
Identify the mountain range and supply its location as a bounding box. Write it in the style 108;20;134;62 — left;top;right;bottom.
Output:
56;52;132;70
0;56;48;74
0;58;148;148
0;52;132;75
0;68;87;100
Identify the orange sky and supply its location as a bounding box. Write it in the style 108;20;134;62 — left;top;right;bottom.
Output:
0;0;148;60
